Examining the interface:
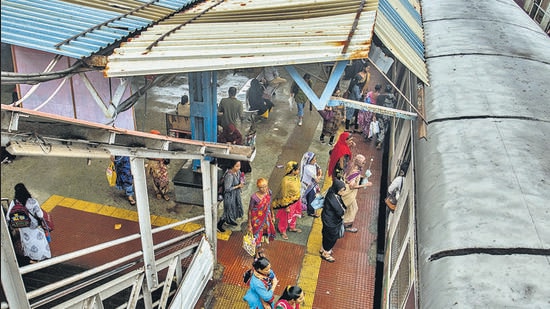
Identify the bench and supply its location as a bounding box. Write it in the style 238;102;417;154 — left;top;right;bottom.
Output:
166;113;191;138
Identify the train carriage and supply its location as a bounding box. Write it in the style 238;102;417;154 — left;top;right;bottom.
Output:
383;0;550;308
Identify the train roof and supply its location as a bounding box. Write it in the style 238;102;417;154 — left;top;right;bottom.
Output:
415;0;550;307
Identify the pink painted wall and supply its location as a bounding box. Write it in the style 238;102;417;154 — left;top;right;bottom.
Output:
13;46;135;130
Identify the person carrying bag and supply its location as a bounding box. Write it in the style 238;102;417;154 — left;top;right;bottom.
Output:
385;169;405;212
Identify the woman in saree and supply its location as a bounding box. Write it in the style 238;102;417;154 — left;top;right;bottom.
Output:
247;178;276;259
217;160;245;232
112;155;136;205
147;130;170;201
300;152;322;217
272;161;303;240
327;131;355;181
341;154;373;233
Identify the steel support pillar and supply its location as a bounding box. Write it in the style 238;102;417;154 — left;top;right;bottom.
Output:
188;71;218;171
129;157;155;308
1;207;31;309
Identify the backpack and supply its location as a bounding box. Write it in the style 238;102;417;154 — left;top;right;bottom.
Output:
8;200;31;229
290;82;299;96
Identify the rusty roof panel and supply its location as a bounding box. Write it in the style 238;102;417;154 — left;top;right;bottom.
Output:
105;0;378;77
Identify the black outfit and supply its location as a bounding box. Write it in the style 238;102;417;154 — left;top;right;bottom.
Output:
248;79;274;116
321;179;346;251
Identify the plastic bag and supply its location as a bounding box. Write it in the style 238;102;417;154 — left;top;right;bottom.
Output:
106;162;117;187
310;193;325;210
242;233;256;257
288;96;294;111
369;121;380;138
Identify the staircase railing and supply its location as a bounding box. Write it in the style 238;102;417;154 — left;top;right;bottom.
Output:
1;203;207;309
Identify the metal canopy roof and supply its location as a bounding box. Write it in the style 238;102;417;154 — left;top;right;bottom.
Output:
105;0;379;76
1;0;428;83
375;0;428;83
0;0;199;59
105;0;428;83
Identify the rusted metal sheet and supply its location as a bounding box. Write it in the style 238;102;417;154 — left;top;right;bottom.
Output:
105;0;378;77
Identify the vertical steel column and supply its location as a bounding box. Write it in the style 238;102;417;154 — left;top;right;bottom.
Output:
129;157;155;308
188;71;218;171
211;163;219;258
200;159;215;257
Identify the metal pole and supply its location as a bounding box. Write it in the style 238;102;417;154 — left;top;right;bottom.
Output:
368;59;427;125
130;157;155;308
1;207;31;309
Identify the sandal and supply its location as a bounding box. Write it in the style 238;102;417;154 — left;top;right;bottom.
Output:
320;253;335;263
128;197;136;205
156;193;162;200
289;228;302;233
281;233;289;240
163;194;170;201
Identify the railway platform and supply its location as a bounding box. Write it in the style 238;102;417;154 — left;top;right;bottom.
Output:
2;65;387;308
205;129;383;309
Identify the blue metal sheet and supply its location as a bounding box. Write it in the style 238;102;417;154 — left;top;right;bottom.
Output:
137;0;198;11
397;0;422;24
379;0;424;60
0;0;194;59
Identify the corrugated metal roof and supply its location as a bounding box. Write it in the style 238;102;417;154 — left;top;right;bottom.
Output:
0;0;198;59
105;0;428;83
375;0;428;83
2;0;428;83
104;0;379;77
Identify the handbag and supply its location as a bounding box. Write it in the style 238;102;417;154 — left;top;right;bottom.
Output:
338;222;345;238
369;121;380;137
29;207;55;232
106;162;117;187
385;176;403;212
310;193;325;210
41;209;55;232
242;232;256;257
385;196;397;212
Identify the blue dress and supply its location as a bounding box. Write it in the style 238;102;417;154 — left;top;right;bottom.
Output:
114;156;134;197
243;269;276;309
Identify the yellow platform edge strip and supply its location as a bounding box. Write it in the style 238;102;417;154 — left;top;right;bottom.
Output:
42;194;202;232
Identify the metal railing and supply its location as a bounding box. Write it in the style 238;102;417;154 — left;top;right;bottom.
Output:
1;204;206;309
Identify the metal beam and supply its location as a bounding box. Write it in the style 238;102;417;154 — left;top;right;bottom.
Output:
329;97;418;121
1;105;256;162
130;158;155;308
79;72;114;118
319;61;348;106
